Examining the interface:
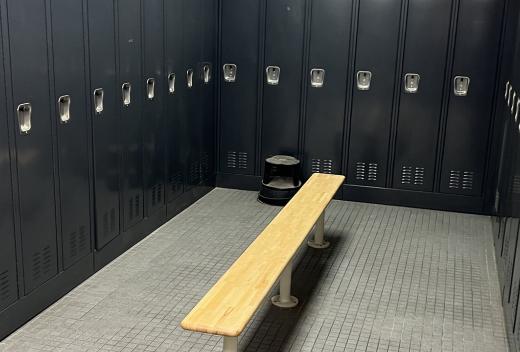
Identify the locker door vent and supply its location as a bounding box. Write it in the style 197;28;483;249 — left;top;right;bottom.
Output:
513;175;520;194
227;151;248;169
190;160;201;185
169;172;183;194
69;231;78;258
448;170;474;191
356;162;378;181
311;159;333;174
32;246;52;283
152;185;157;206
400;166;425;186
368;163;378;181
67;225;88;261
152;184;164;206
0;270;10;303
355;162;366;180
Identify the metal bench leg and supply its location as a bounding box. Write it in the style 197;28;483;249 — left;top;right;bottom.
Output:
308;212;330;249
223;336;238;352
271;261;299;308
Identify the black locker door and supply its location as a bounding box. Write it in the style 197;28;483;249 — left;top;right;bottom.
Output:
347;0;402;187
143;0;165;216
184;0;202;189
261;0;306;162
118;0;144;229
440;0;504;196
88;0;120;250
50;0;92;269
0;17;17;309
392;0;451;191
7;0;58;293
219;0;261;175
303;0;352;177
165;0;186;202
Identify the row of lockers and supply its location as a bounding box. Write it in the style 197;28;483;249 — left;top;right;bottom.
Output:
218;0;503;198
493;0;520;350
0;0;216;323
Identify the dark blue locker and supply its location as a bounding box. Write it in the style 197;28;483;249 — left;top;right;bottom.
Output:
50;0;92;269
219;0;261;175
88;0;120;250
440;0;504;196
143;0;165;216
0;15;17;309
347;0;402;187
392;0;451;191
303;0;352;177
118;0;144;229
165;0;186;202
7;0;58;293
261;0;306;162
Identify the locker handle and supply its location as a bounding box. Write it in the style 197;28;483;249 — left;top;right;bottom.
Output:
356;71;372;91
310;68;325;88
93;88;104;114
266;66;280;85
122;82;131;106
505;81;510;100
223;63;237;82
146;78;155;100
512;92;517;115
58;95;71;124
515;100;520;122
187;69;193;89
203;64;211;84
17;103;32;135
508;86;514;107
453;76;470;96
404;73;420;94
168;73;176;94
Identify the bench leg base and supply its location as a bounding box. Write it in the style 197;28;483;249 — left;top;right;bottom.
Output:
223;336;238;352
271;294;299;308
307;239;330;249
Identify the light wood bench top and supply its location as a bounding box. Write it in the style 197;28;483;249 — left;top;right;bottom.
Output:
181;173;345;337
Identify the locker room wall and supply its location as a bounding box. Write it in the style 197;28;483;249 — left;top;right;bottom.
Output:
0;0;218;340
217;0;506;213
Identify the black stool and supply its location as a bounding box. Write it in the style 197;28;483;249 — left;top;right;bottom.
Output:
258;155;302;206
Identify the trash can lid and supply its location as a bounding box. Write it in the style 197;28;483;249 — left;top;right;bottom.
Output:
266;155;300;166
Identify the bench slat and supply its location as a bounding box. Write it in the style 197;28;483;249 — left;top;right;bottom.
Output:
181;173;345;337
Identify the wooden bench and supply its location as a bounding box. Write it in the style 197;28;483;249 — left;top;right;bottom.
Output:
181;173;345;352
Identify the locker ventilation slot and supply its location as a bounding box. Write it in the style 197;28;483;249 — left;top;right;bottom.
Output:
152;184;164;206
311;159;333;174
79;226;87;254
69;231;78;258
0;270;10;303
400;166;425;186
227;151;248;169
67;226;87;260
355;162;378;182
448;170;474;191
32;246;52;283
513;175;520;195
169;172;183;195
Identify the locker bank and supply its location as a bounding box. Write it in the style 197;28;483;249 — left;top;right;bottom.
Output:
0;0;517;351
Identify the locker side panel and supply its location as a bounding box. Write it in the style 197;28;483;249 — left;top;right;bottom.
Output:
261;0;305;161
392;0;451;191
440;0;503;196
118;0;144;229
303;0;351;177
143;0;165;216
7;0;58;293
165;0;186;202
88;0;120;250
0;15;18;310
50;0;92;269
347;0;402;187
219;0;260;175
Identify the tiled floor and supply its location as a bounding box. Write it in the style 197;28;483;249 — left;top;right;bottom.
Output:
0;189;509;352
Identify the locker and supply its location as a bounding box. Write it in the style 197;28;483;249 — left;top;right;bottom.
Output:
440;0;504;196
143;0;165;216
219;0;261;175
165;0;186;202
50;0;92;269
392;0;452;191
347;0;402;187
303;0;352;177
0;18;17;310
184;0;203;189
261;0;306;162
88;0;120;250
7;0;58;293
118;0;144;229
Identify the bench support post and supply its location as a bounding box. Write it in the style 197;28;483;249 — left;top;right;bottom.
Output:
308;212;330;249
223;336;238;352
271;261;299;308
